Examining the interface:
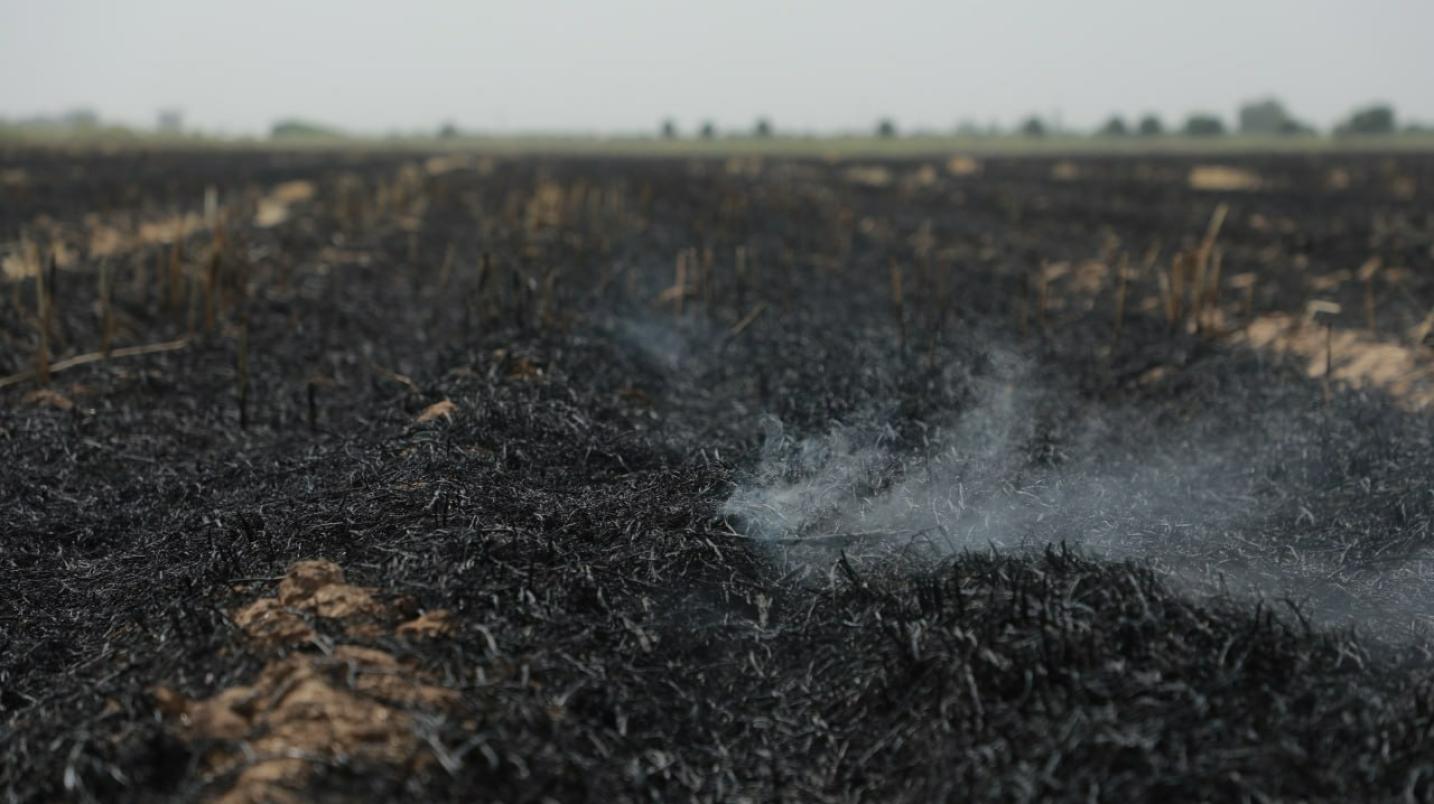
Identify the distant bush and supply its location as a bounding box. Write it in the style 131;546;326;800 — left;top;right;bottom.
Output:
61;108;100;129
660;119;678;139
437;121;459;140
699;121;716;139
1182;114;1226;137
1238;98;1315;136
271;119;343;139
1019;116;1046;137
1098;116;1129;136
156;109;184;135
1239;98;1290;135
1337;104;1396;136
753;117;774;138
1137;114;1164;136
876;118;898;139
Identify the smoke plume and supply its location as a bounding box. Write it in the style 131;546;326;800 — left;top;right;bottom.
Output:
721;346;1434;637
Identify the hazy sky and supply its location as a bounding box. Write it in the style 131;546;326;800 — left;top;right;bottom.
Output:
3;0;1431;135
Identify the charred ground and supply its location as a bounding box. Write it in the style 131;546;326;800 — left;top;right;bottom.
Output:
4;147;1434;801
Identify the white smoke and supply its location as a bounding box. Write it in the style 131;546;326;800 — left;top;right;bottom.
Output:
719;348;1434;637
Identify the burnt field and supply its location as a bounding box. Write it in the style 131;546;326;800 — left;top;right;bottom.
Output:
4;145;1434;802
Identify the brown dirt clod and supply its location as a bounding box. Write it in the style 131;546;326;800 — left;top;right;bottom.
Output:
185;649;454;803
160;565;462;802
233;561;388;647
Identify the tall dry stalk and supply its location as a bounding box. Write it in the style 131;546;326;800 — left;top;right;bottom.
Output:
1187;204;1229;334
890;261;906;357
1112;253;1130;348
1160;253;1188;331
701;247;714;308
136;247;157;306
926;258;951;372
99;259;114;357
673;251;687;317
34;252;50;385
735;246;749;309
1198;247;1224;334
307;379;319;432
1358;257;1382;332
167;240;183;315
538;270;558;327
204;251;220;334
1015;272;1029;339
185;269;199;336
1034;264;1050;330
438;242;456;288
45;251;63;354
1307;300;1341;404
236;318;250;429
1197;203;1229;264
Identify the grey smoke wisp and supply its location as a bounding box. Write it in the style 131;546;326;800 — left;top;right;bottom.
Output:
720;347;1434;637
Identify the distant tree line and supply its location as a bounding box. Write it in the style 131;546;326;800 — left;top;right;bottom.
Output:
646;99;1417;141
1073;100;1398;139
270;119;344;139
0;107;212;142
0;100;1422;145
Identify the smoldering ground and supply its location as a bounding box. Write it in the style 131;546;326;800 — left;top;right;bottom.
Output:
9;150;1434;802
720;341;1434;640
601;277;1434;642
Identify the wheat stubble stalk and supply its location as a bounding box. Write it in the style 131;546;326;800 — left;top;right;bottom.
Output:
1112;253;1130;348
34;251;50;385
1358;257;1382;332
98;259;114;357
890;260;906;358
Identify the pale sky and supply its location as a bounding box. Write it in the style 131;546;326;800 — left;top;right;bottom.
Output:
2;0;1431;136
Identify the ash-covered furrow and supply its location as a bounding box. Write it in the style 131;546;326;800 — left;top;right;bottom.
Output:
4;150;1434;802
